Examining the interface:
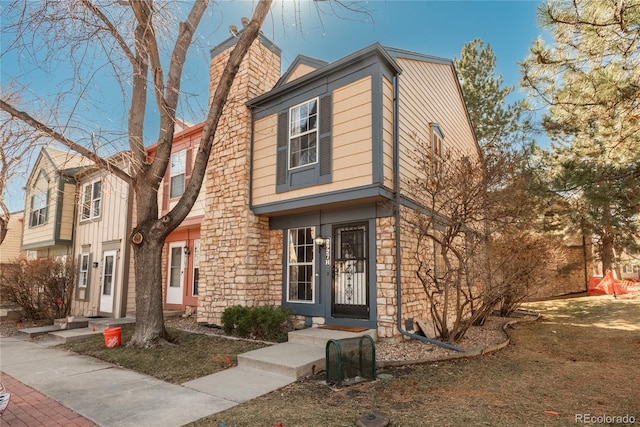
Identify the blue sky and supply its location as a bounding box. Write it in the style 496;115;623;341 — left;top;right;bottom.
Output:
2;0;545;212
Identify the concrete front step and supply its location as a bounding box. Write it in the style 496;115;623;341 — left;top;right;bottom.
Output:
288;327;378;347
235;328;379;380
237;342;325;380
54;317;89;330
16;317;136;342
47;327;102;343
17;325;61;339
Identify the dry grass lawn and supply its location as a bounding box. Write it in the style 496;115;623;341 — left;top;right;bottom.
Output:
188;296;640;427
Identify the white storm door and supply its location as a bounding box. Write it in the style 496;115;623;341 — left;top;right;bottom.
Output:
166;242;185;305
99;250;117;313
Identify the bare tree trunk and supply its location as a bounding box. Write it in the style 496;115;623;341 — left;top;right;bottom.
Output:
0;215;7;246
129;185;169;347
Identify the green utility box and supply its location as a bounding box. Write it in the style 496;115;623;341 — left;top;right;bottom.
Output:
325;335;376;387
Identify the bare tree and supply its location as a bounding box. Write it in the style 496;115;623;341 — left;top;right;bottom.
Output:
1;0;273;347
406;144;488;341
406;136;554;342
0;91;42;244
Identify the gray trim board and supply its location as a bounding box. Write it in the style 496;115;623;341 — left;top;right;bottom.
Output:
248;43;401;108
252;184;394;216
210;29;281;59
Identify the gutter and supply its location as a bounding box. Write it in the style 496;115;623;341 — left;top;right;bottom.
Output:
391;73;463;353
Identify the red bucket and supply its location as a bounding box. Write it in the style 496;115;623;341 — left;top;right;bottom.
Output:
103;327;122;348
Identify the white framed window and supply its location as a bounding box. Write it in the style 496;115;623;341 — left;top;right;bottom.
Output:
170;151;186;198
29;191;47;227
431;123;445;177
289;98;318;169
287;227;315;303
81;180;102;220
79;254;90;288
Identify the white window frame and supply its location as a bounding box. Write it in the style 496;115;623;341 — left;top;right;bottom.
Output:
286;227;315;303
29;190;47;227
170;150;186;199
79;253;90;288
431;124;445;177
288;98;319;170
81;180;102;220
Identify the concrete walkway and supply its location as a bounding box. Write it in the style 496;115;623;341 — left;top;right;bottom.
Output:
0;327;375;426
0;373;99;427
0;336;237;427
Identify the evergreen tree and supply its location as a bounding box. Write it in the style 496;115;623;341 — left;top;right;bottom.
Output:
520;0;640;273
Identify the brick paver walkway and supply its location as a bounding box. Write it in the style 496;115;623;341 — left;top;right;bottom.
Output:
0;373;98;427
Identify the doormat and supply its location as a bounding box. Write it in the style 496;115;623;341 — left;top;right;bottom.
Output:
318;325;369;333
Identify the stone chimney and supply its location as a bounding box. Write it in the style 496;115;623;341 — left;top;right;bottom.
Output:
198;28;282;325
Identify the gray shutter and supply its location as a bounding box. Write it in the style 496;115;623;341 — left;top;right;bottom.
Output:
44;189;50;224
276;111;288;186
319;95;332;178
86;253;92;295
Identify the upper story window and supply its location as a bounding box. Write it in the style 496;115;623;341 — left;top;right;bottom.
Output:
29;191;47;227
170;151;186;198
81;180;102;220
276;96;331;193
431;123;445;176
289;98;318;169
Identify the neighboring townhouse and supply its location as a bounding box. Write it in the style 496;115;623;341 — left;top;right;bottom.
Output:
196;32;481;340
0;211;25;265
70;152;135;319
21;147;91;259
619;248;640;280
148;122;206;312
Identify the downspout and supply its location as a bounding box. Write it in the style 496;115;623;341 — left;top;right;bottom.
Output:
391;73;463;352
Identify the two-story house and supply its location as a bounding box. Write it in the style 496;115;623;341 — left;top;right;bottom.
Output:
70;152;135;319
196;32;480;341
148;122;206;312
21;147;91;259
0;211;25;266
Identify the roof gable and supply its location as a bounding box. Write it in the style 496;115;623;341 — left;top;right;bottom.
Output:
26;147;92;188
248;43;401;108
275;55;328;88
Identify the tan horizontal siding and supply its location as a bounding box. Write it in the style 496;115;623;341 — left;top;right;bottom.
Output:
252;76;374;207
284;63;317;84
396;58;477;196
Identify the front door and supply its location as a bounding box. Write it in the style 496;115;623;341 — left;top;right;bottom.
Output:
332;224;368;318
166;241;185;305
99;250;117;314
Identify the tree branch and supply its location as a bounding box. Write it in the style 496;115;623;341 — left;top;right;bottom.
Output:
0;99;132;183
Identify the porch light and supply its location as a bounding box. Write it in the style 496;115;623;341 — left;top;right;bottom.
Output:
184;246;190;256
314;235;328;247
92;262;99;268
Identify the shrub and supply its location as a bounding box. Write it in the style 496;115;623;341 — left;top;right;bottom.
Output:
0;257;76;322
221;305;292;342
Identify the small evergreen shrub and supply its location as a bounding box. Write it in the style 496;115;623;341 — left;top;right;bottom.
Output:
221;305;292;342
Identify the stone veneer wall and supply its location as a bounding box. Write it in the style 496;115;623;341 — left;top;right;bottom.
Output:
197;36;282;325
376;208;434;341
375;216;397;339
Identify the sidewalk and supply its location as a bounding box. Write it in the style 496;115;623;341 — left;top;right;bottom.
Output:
0;336;237;427
0;373;99;427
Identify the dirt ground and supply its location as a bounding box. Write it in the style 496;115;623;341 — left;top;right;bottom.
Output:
188;296;640;427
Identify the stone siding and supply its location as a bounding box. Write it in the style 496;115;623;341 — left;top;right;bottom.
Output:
198;36;281;325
